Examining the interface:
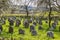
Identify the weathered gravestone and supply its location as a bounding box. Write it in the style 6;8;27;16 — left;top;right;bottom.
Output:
31;30;37;36
30;25;35;32
47;31;54;38
15;19;21;27
19;29;25;35
23;19;29;28
9;26;13;34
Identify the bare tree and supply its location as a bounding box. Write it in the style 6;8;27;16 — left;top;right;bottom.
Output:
37;0;52;27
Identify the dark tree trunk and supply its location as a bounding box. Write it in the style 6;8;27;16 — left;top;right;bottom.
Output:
25;6;29;17
49;0;52;28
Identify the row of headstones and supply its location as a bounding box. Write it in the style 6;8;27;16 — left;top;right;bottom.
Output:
0;17;59;39
0;16;59;32
8;17;59;32
0;16;47;25
0;24;59;39
0;24;42;35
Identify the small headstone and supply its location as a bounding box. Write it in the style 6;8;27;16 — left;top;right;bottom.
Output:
23;19;29;28
52;23;56;29
38;25;43;30
33;21;36;26
9;26;13;34
19;29;25;35
47;31;54;38
9;20;14;26
15;19;21;27
30;25;35;32
31;30;37;36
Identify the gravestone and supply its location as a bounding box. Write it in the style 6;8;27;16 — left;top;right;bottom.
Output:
9;26;13;34
15;19;21;27
23;19;29;28
30;25;35;32
31;30;37;36
19;29;25;35
33;21;36;26
47;31;54;38
38;25;43;30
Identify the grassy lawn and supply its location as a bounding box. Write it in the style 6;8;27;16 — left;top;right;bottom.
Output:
0;18;60;40
0;11;60;40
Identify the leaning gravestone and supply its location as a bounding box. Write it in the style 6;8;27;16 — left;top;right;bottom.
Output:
52;23;56;29
47;31;54;38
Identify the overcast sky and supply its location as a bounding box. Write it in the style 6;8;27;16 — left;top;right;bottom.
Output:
9;0;38;7
9;0;60;7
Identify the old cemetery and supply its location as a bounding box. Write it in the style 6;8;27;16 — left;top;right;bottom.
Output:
0;15;60;40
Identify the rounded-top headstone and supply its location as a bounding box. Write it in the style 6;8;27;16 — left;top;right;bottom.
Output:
38;25;43;30
23;19;29;28
30;25;35;32
19;29;25;35
31;30;37;36
47;31;54;38
15;19;21;27
8;18;14;26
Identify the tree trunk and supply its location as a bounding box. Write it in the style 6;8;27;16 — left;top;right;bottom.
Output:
25;6;29;17
49;0;52;28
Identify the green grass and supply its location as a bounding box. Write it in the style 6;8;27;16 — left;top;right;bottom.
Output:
0;18;60;40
